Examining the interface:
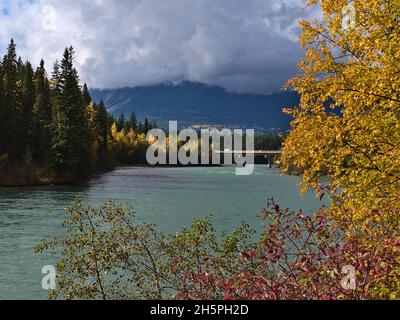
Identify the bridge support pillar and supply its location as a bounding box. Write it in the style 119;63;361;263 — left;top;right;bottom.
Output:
265;155;273;168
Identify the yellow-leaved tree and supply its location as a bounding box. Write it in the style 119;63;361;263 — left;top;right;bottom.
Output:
281;0;400;297
282;0;400;222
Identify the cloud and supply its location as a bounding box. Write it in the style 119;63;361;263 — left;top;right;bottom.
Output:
0;0;316;94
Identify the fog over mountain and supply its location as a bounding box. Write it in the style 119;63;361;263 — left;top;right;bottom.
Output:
91;82;299;133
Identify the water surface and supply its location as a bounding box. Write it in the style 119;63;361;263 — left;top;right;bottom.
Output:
0;166;324;299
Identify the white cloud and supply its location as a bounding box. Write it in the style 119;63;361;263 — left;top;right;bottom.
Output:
0;0;317;94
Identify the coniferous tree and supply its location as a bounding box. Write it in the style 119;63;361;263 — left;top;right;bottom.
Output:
51;47;92;177
50;60;65;168
17;56;25;80
144;118;150;134
2;39;22;161
137;121;144;134
50;60;62;140
82;85;100;168
82;85;96;133
50;60;61;96
33;60;52;165
82;83;92;108
95;100;111;167
0;60;5;158
116;114;126;132
128;112;138;132
123;119;131;133
21;61;35;160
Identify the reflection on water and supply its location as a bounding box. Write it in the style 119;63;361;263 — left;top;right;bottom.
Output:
0;166;325;299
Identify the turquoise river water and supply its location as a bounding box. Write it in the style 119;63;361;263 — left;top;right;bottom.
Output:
0;166;325;299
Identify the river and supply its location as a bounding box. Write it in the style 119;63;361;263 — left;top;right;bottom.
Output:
0;166;325;299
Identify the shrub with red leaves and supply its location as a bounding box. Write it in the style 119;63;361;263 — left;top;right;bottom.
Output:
167;199;399;300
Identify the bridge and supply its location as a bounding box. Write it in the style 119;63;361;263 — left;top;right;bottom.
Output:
216;150;282;168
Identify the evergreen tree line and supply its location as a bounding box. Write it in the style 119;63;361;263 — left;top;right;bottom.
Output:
254;134;284;151
0;40;156;182
115;113;157;136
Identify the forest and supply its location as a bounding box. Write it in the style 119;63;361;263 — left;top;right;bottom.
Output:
0;40;156;186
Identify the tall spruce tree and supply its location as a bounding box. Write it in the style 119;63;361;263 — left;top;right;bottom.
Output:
51;47;92;177
95;100;111;167
0;60;5;157
2;39;22;161
50;60;62;138
82;84;97;134
33;60;52;165
17;56;25;80
116;114;126;132
21;61;35;159
82;83;92;108
128;111;138;132
50;59;66;169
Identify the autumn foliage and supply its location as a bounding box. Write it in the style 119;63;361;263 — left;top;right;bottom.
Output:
279;0;400;298
281;0;400;219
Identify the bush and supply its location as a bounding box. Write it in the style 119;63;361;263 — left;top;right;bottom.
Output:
36;200;399;300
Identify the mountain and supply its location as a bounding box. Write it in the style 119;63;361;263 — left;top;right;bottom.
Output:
90;81;299;133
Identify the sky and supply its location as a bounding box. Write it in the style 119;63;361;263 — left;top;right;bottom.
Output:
0;0;318;94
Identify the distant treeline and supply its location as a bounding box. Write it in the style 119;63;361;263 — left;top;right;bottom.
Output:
254;134;284;151
0;39;156;184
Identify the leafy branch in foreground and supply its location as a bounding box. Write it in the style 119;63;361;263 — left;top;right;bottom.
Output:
36;200;399;300
36;201;168;300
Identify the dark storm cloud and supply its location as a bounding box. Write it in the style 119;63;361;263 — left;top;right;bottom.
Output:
0;0;317;94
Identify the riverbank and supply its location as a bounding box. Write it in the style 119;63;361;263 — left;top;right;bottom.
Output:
0;163;226;187
0;164;114;187
0;162;289;187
